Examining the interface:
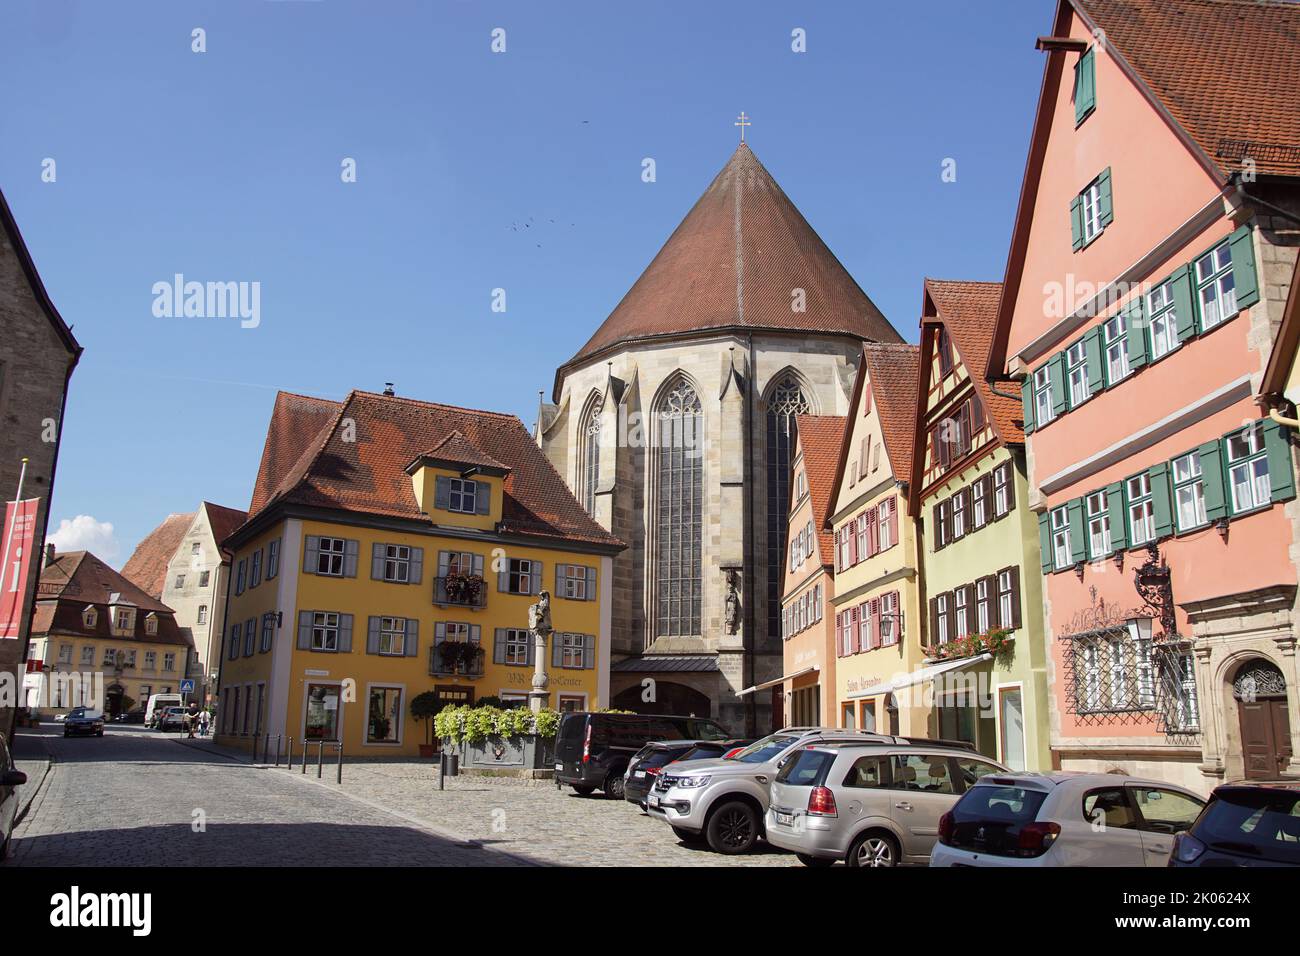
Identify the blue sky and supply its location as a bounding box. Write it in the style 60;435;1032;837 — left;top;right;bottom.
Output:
1;0;1048;565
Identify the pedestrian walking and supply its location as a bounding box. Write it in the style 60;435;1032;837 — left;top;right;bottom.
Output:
198;708;211;737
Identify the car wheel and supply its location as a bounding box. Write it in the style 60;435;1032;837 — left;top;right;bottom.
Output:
797;853;835;868
603;771;626;800
847;831;899;868
97;730;104;737
571;785;596;796
706;800;759;854
671;826;706;844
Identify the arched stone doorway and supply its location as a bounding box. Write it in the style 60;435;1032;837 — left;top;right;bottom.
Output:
105;683;126;718
611;681;712;718
1232;659;1292;780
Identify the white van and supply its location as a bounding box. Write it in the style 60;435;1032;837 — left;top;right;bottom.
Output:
145;693;183;726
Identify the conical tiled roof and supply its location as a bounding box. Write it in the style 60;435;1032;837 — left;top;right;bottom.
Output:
559;143;900;378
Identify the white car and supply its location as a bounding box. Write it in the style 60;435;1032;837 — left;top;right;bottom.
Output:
929;771;1206;867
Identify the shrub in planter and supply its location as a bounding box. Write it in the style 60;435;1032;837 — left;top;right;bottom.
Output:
410;691;443;756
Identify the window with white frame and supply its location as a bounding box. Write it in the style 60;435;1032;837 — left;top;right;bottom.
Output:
1146;280;1180;360
1108;638;1127;710
115;608;135;632
197;605;207;625
144;650;155;670
858;603;872;650
1103;313;1131;385
1080;644;1101;712
1051;505;1072;570
199;570;210;588
243;620;255;656
311;612;340;651
235;558;247;594
191;542;201;556
993;465;1011;517
506;558;535;594
1086;490;1111;558
261;613;275;652
123;649;137;669
838;527;852;569
1227;422;1270;514
1066;340;1090;407
1127;473;1155;546
954;588;970;638
57;643;72;664
877;499;893;550
175;574;185;589
144;616;157;636
1195;240;1236;332
82;607;97;629
561;564;590;600
1033;365;1055;428
935;594;950;644
80;645;94;666
1170;651;1200;732
559;632;588;669
267;538;280;579
447;478;479;514
382;544;411;583
102;647;117;667
856;512;869;558
367;686;402;744
317;537;346;576
1132;621;1156;708
952;492;966;540
501;628;530;665
250;549;262;588
163;652;176;672
880;592;898;645
975;579;991;634
1081;179;1104;244
1172;451;1207;531
378;616;406;656
972;479;988;528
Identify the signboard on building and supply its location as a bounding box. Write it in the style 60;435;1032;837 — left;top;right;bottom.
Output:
0;498;41;640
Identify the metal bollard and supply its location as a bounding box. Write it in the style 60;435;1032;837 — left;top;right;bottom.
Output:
287;736;295;771
273;734;282;768
335;742;343;784
317;740;324;779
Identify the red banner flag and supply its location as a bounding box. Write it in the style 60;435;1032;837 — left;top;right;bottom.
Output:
0;498;41;640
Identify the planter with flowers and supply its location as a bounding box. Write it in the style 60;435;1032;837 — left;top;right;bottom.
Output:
442;571;486;607
925;628;1014;665
434;704;563;776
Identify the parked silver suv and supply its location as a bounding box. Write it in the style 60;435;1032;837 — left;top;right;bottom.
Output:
646;727;967;855
765;740;1009;866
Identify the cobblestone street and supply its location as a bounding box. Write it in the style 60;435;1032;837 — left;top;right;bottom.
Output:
7;726;797;867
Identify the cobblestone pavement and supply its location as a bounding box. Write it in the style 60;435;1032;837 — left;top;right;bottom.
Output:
6;725;528;867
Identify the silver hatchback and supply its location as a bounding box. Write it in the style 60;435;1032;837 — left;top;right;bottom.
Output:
765;741;1009;867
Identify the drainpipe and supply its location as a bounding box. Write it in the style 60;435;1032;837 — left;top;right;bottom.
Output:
1232;175;1300;228
988;380;1023;403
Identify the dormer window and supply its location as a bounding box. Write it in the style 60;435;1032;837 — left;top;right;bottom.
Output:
145;614;159;636
448;478;479;514
82;606;98;629
114;608;136;633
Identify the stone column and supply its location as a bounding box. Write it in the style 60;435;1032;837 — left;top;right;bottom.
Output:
529;628;550;713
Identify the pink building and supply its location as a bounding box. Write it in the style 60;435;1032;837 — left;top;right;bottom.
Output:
989;0;1300;791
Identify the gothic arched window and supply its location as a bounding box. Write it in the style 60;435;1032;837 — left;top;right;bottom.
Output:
580;394;603;516
766;376;809;640
655;377;703;638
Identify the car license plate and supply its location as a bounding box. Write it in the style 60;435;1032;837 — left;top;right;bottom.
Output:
635;770;646;778
775;811;793;826
554;762;563;771
648;793;660;808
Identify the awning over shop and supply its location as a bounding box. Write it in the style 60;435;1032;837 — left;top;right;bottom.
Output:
845;653;992;701
736;666;819;697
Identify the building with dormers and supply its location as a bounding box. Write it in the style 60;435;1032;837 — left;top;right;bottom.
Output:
538;142;902;734
216;389;623;757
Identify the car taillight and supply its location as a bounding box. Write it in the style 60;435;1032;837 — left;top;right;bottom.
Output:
722;747;743;759
581;724;591;763
1016;821;1061;857
807;786;838;816
645;766;662;776
937;811;954;845
1170;832;1206;864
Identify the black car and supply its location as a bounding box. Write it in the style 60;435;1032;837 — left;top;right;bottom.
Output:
624;738;753;807
114;708;146;724
554;712;730;799
1170;781;1300;867
0;733;27;857
63;707;105;737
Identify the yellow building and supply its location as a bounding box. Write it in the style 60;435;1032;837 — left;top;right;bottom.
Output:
823;344;927;735
216;389;624;757
25;549;192;716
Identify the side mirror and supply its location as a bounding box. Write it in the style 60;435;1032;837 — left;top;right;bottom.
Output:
1;770;27;788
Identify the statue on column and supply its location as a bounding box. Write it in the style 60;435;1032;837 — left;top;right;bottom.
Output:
527;590;553;713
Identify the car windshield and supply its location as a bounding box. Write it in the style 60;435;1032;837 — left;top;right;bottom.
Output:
1197;789;1300;864
727;734;799;764
677;745;723;762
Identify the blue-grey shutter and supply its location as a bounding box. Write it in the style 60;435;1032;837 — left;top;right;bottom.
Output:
555;563;566;595
1097;167;1113;228
493;628;507;664
552;634;564;668
303;536;320;574
472;553;484;578
1038;513;1053;574
1106;481;1127;551
1199;440;1228;521
1172;265;1198;342
583;634;595;670
498;562;509;592
1049;354;1068;416
434;476;451;510
585;566;597;601
297;611;312;650
1229;225;1259;309
343;539;359;578
532;561;544;595
405;618;419;657
367;616;381;655
371;543;386;580
1124;297;1148;371
469;624;481;673
1264;419;1296;502
475;482;490;515
1021;379;1035;434
1074;47;1096;124
1067;499;1087;564
409;547;423;585
338;614;354;653
1149;462;1174;539
1083;326;1105;396
1070;195;1085;251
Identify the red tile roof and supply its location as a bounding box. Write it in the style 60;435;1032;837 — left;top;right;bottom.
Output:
33;551;190;648
203;501;249;557
242;390;624;551
1075;0;1300;178
926;279;1023;445
860;343;921;480
793;415;845;566
121;512;193;599
413;430;510;474
555;143;901;390
249;391;343;514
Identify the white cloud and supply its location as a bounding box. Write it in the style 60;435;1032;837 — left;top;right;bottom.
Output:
47;515;119;562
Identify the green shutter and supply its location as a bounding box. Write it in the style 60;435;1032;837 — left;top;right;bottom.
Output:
1083;326;1104;395
1124;297;1148;371
1229;225;1260;309
1263;418;1297;502
1172;265;1197;342
1021;378;1035;434
1105;481;1127;551
1070;195;1085;252
1049;353;1068;416
1199;439;1228;521
1038;512;1053;574
1149;461;1174;539
1097;167;1113;228
1067;499;1087;564
1074;47;1096;125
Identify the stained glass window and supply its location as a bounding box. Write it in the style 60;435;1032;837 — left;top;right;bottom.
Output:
656;378;703;637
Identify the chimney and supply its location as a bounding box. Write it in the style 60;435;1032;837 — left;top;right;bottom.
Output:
45;543;56;567
382;383;395;397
